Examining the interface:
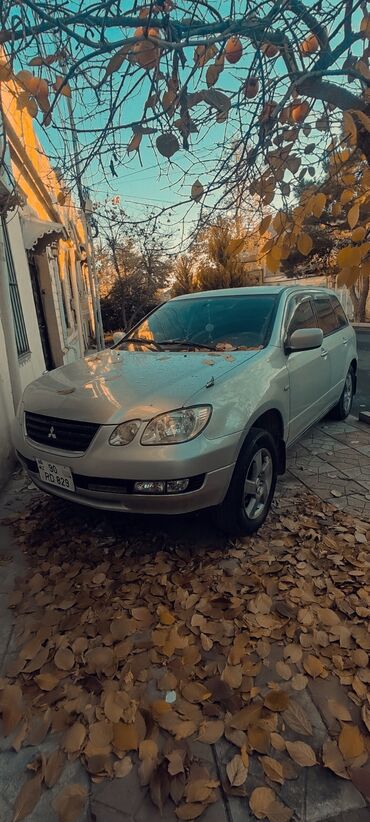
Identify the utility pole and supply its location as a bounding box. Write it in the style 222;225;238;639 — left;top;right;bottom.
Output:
61;61;104;350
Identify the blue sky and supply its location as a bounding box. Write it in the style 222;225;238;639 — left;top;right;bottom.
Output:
31;1;364;252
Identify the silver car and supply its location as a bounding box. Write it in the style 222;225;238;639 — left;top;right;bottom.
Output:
14;286;357;536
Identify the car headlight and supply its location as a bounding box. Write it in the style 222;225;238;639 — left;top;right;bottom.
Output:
141;406;212;445
109;420;141;446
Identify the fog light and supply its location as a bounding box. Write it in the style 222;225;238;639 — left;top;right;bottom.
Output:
166;479;190;494
134;480;165;494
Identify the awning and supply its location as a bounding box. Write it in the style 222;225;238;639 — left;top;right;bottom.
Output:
20;216;67;254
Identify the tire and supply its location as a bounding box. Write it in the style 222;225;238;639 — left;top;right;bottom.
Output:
330;366;354;420
215;427;278;537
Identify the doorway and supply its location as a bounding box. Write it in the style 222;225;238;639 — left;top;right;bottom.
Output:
28;256;54;371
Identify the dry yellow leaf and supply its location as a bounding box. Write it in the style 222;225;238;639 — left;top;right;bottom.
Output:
89;720;113;747
226;753;249;786
297;232;313;256
270;732;286;752
13;775;42;821
249;786;276;819
328;699;352;723
283;700;312;736
291;674;308;691
182;683;211;703
303;654;325;678
275;661;292;680
52;784;87;822
139;739;158;760
198;719;224;744
322;739;349;779
264;690;290;711
286;740;317;767
114;756;132;778
63;722;86;754
260;755;284;785
248;725;271;753
283;645;302;663
54;647;75;671
338;725;365;761
113;722;139;751
348;203;359;229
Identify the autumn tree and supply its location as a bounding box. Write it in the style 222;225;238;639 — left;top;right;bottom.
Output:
276;149;369;319
97;204;170;331
192;216;260;291
172;255;195;296
1;1;370;281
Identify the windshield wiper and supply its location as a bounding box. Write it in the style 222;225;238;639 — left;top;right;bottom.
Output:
119;337;163;350
159;339;217;350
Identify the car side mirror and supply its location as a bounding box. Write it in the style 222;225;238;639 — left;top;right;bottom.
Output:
286;328;324;353
112;332;125;346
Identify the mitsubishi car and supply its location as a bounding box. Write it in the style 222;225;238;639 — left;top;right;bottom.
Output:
14;286;357;536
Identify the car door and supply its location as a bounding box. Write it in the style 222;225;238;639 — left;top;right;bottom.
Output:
284;294;331;442
312;294;345;407
329;295;353;399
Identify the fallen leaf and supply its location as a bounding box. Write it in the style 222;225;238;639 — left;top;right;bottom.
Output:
182;683;211;703
266;799;293;822
198;719;224;744
167;749;185;776
286;740;317;767
13;774;42;821
271;733;286;752
283;701;312;736
249;786;276;819
264;691;290;712
150;763;170;813
322;739;349;779
54;648;75;671
328;699;352;723
338;725;365;761
283;645;302;663
248;725;271;754
114;756;132;778
226;754;249;786
291;674;308;691
303;655;325;678
52;784;87;822
44;749;66;788
260;755;284;785
34;673;60;691
139;739;158;760
113;722;138;751
63;722;86;754
185;777;219;802
275;661;292;681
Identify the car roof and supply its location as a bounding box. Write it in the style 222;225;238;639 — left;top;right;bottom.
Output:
170;285;337;300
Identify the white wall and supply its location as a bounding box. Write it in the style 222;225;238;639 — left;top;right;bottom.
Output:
0;211;45;487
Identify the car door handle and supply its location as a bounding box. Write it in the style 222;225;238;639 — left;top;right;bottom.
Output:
321;348;328;358
343;338;348;345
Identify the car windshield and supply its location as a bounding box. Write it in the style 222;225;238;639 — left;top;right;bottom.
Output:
119;294;278;351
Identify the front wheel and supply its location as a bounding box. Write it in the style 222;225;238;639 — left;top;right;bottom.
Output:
216;428;278;537
331;366;354;420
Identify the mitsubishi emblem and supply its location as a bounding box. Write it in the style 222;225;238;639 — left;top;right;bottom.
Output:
48;425;57;440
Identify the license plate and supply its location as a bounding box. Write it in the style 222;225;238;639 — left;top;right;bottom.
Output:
36;459;75;492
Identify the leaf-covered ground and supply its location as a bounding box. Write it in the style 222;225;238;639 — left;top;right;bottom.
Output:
1;488;369;822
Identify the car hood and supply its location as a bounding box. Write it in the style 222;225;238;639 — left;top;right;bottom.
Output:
22;348;259;425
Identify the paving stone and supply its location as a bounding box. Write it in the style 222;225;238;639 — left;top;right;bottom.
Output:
305;764;366;822
326;494;370;520
323;810;370;822
91;799;134;821
91;767;147;817
308;675;361;735
0;742;89;821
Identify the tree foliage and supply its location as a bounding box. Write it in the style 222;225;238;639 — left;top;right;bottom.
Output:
97;205;170;331
0;1;370;279
192;216;263;290
171;255;195;296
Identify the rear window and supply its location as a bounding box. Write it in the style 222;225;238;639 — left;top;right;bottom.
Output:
124;294;278;349
330;296;349;329
314;297;338;336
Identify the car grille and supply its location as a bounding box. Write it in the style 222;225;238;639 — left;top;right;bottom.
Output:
24;412;100;452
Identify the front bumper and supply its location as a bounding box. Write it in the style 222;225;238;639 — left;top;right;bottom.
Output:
13;418;238;514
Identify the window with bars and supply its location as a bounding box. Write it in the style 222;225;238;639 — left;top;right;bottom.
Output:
2;217;30;358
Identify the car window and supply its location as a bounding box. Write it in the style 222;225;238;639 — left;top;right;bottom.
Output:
288;298;317;336
313;297;338;336
330;296;349;329
121;294;278;350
